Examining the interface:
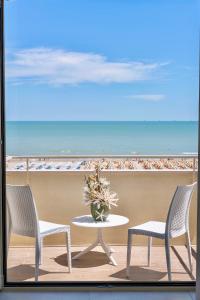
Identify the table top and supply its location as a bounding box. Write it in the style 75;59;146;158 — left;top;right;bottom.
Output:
72;214;129;228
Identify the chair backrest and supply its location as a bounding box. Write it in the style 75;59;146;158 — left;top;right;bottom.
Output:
6;185;39;238
166;182;196;238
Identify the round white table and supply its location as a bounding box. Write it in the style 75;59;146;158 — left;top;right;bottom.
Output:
72;214;129;266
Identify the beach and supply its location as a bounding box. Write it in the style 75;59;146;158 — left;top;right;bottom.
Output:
6;156;198;171
6;121;198;171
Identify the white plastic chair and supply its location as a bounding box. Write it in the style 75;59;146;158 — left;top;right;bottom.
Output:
6;184;72;281
126;182;196;281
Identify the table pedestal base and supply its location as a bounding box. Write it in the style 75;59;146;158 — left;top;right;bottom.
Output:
72;228;117;266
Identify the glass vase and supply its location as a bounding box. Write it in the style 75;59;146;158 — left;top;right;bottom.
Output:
90;202;110;221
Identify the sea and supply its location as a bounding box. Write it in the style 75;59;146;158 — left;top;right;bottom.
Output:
5;121;198;156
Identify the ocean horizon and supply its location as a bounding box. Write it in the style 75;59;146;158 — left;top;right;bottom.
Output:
6;121;198;156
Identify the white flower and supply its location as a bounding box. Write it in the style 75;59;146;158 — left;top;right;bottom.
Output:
83;167;118;210
99;177;110;187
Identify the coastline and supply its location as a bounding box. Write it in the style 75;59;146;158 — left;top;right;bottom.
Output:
6;121;198;156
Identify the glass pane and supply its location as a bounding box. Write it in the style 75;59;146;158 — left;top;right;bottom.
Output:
5;0;198;283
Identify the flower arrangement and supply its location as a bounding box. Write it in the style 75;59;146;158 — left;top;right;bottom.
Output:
83;165;118;221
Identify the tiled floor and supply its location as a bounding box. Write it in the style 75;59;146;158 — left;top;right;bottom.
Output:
7;245;196;282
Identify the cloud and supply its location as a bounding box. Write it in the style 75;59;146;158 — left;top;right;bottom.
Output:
126;94;165;101
6;47;167;86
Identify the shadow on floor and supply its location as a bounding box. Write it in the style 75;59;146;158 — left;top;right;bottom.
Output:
171;246;195;280
110;266;167;281
7;265;49;282
55;251;110;268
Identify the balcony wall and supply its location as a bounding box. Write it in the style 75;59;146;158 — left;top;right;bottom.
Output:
6;170;197;246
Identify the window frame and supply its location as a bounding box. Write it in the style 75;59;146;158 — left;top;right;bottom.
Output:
0;0;198;291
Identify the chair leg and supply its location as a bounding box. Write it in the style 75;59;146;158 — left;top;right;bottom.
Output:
66;229;72;273
35;238;41;282
165;237;172;281
39;238;43;265
126;231;132;278
148;236;152;267
185;231;193;273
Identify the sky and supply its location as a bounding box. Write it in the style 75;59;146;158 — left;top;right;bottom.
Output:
5;0;199;121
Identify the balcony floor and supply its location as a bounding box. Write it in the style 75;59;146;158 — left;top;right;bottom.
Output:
7;245;196;282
